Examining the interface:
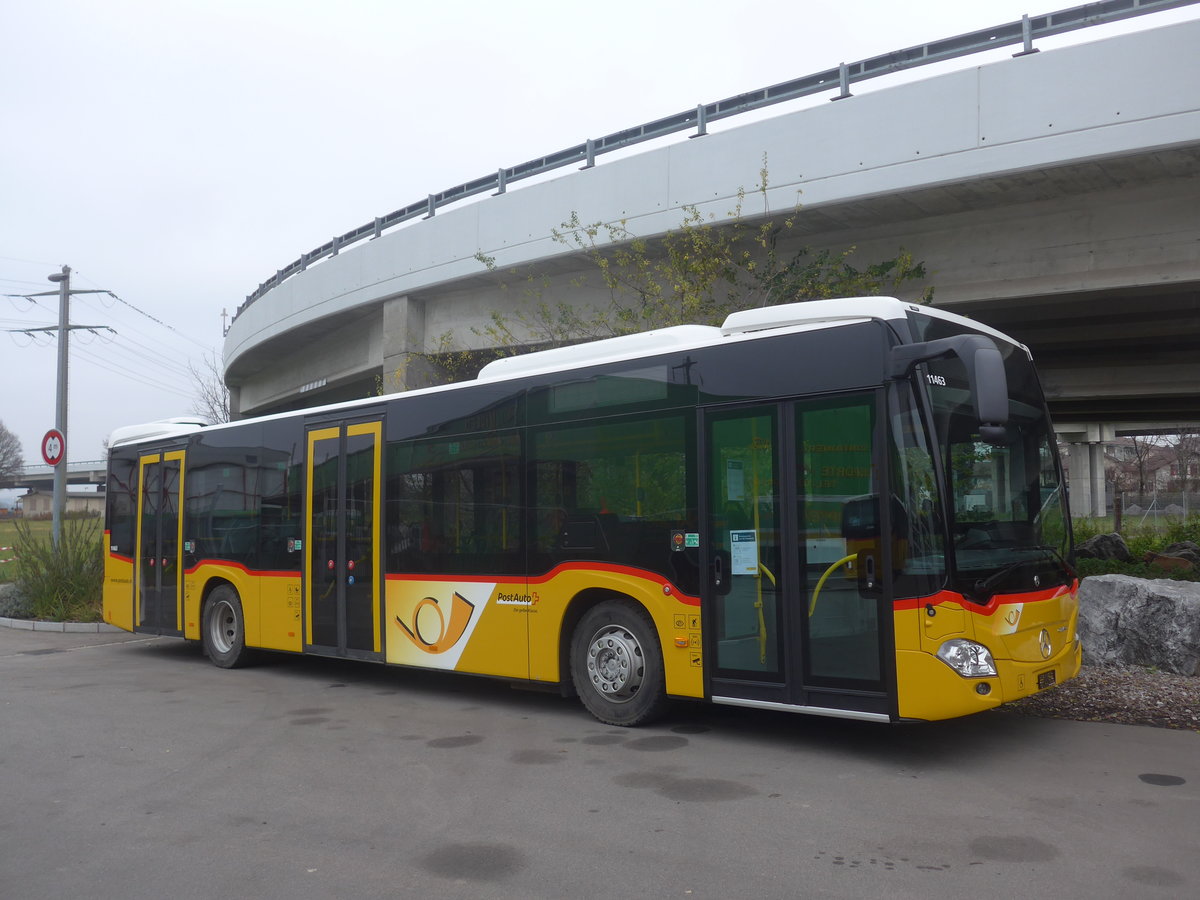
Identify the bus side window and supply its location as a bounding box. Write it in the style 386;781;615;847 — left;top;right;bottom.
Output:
530;411;696;584
385;432;523;576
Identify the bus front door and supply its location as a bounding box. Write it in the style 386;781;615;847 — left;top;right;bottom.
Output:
703;395;890;720
304;419;383;660
134;450;185;635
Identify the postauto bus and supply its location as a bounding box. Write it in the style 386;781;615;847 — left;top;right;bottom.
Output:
103;297;1080;725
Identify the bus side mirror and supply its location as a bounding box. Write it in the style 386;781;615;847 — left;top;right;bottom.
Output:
890;335;1009;445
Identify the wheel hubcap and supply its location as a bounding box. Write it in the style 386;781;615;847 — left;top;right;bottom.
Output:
209;598;236;654
585;624;645;703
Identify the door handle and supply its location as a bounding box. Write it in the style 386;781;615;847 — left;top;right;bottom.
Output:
713;553;724;588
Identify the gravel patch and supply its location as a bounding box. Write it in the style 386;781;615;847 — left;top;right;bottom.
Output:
1008;664;1200;730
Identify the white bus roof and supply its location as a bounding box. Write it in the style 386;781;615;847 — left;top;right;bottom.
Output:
108;417;208;448
478;297;1025;382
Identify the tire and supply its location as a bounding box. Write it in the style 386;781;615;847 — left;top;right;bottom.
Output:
201;585;254;669
570;600;667;727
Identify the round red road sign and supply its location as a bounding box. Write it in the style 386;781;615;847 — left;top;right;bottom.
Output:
41;429;65;467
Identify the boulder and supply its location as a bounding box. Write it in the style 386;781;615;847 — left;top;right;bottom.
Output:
1164;542;1200;565
1078;575;1200;675
1075;532;1131;562
0;582;31;618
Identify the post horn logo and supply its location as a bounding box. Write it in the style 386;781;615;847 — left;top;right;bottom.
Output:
396;592;475;654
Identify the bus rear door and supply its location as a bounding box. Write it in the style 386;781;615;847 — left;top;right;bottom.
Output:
134;448;185;635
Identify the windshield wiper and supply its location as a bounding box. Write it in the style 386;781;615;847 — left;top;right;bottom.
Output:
972;546;1068;598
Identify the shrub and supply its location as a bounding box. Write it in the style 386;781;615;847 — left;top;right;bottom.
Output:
12;517;104;621
1071;512;1200;582
1164;514;1200;547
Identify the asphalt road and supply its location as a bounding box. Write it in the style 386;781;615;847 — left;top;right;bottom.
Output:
1;626;1196;900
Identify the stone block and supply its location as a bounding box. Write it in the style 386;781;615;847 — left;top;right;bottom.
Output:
1078;575;1200;675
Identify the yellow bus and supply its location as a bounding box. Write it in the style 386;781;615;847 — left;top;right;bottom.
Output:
103;297;1080;725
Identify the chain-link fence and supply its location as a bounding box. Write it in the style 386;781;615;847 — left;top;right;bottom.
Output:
1114;491;1200;524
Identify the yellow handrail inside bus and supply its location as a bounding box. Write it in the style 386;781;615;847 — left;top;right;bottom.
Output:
809;554;857;617
756;562;776;664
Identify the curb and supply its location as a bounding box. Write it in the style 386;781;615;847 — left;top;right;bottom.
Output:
0;615;122;633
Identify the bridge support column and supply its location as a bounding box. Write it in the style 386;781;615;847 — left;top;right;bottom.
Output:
381;295;437;393
1090;442;1106;518
228;384;243;421
1057;424;1115;520
1067;443;1094;519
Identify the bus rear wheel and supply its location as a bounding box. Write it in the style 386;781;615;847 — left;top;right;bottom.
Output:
570;600;667;726
202;585;253;669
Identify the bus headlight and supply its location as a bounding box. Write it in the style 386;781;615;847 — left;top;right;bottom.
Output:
937;639;997;678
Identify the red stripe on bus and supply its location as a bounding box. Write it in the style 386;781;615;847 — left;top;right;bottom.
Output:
386;561;701;607
892;581;1077;614
184;559;300;578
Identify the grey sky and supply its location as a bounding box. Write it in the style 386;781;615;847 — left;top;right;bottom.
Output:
3;0;1197;482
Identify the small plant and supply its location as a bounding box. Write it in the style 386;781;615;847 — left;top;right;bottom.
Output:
12;517;104;621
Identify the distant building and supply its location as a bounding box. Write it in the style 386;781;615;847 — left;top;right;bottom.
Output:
1103;438;1200;494
17;489;104;518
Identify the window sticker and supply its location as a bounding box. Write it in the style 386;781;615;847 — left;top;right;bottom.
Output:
730;529;758;575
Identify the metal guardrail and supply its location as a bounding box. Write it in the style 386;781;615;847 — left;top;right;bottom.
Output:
20;459;106;477
234;0;1200;321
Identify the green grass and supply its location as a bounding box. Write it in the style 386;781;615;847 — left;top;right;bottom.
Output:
0;519;52;584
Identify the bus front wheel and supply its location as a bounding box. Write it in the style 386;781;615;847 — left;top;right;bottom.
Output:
570;600;667;727
202;585;253;669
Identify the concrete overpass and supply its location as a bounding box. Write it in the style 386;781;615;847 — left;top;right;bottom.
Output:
0;460;107;493
223;8;1200;517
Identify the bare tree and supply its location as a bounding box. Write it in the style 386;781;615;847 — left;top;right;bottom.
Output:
188;353;230;424
0;420;23;482
1127;435;1161;502
1169;428;1200;492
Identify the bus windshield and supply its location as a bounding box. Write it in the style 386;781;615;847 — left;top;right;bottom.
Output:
911;315;1073;601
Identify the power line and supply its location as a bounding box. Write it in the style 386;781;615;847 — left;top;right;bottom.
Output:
4;310;211;394
7;281;219;387
0;255;60;266
75;293;217;359
71;270;215;352
0;277;55;289
72;344;195;400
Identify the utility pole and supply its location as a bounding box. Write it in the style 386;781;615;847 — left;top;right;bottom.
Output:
3;268;114;547
47;266;71;547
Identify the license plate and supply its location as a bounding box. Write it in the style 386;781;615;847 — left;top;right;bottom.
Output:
1037;670;1057;690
